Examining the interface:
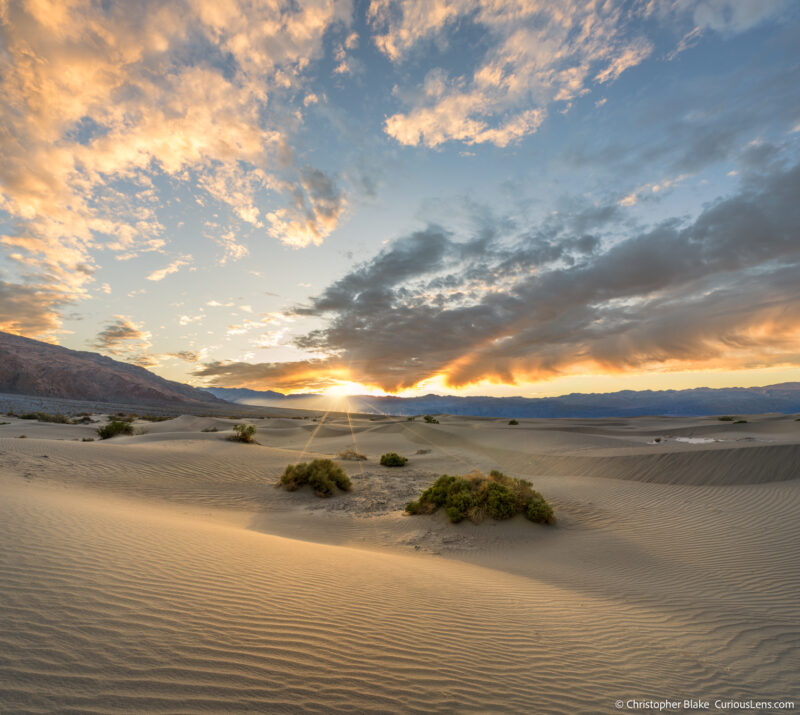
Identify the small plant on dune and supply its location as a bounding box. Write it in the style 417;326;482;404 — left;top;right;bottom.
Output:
733;419;748;424
139;415;174;422
0;421;9;426
423;415;439;424
81;437;95;442
201;426;219;433
407;416;415;421
337;448;367;461
11;411;71;424
106;414;136;423
508;419;519;425
654;437;662;443
96;420;134;439
19;434;26;438
380;452;408;467
406;469;555;525
277;459;352;497
230;424;256;443
717;416;734;421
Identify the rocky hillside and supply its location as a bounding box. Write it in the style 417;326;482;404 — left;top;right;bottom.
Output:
0;331;222;406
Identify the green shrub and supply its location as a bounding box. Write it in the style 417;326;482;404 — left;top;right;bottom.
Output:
508;419;519;425
423;415;439;424
733;419;748;424
201;426;219;432
380;452;408;467
81;437;95;442
96;420;134;439
718;416;734;421
106;413;136;423
525;496;555;524
407;416;415;421
19;434;26;438
485;482;517;520
139;415;174;422
337;448;367;461
230;424;256;443
11;411;70;423
405;470;555;525
278;459;352;497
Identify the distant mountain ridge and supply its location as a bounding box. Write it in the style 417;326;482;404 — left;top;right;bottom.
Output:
0;331;222;406
204;383;800;418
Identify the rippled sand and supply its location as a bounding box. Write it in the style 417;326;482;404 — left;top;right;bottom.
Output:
1;412;798;712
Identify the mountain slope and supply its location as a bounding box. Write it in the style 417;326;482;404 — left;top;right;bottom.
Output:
0;331;221;406
205;383;800;418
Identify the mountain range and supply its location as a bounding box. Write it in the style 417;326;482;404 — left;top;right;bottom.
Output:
2;329;799;417
204;384;800;418
0;330;221;406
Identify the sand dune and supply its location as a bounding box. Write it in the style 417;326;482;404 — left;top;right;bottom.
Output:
1;411;798;712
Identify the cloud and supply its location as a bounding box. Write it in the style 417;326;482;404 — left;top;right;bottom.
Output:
373;0;656;148
214;159;800;392
92;315;155;366
0;278;72;339
147;256;192;282
266;166;346;247
372;0;789;149
194;358;348;392
168;350;200;362
0;0;353;333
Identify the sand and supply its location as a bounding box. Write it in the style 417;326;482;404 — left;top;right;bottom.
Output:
1;411;799;713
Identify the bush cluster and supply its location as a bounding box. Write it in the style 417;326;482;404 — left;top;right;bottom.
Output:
278;459;352;497
717;416;734;421
380;452;408;467
423;415;439;424
96;420;134;439
230;424;256;443
337;448;367;461
10;411;71;424
406;470;555;525
508;419;519;425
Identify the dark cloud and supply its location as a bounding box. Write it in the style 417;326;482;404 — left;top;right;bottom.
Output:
93;318;148;352
195;160;800;392
92;317;155;367
194;359;345;392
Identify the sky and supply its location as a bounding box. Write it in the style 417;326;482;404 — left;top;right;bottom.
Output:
1;0;799;397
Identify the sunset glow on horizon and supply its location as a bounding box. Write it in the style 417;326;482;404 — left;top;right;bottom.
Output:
1;0;799;397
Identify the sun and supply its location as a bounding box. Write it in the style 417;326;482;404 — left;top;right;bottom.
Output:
323;381;386;397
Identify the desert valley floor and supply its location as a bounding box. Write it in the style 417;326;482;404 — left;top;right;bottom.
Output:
1;410;798;713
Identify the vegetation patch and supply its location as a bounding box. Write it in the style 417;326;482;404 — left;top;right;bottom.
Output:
337;448;367;461
201;426;219;432
10;411;71;424
406;470;555;525
277;459;352;497
97;420;134;439
81;437;95;442
423;415;439;424
508;419;519;425
139;415;175;422
380;452;408;467
229;424;256;443
717;416;735;421
733;419;748;424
